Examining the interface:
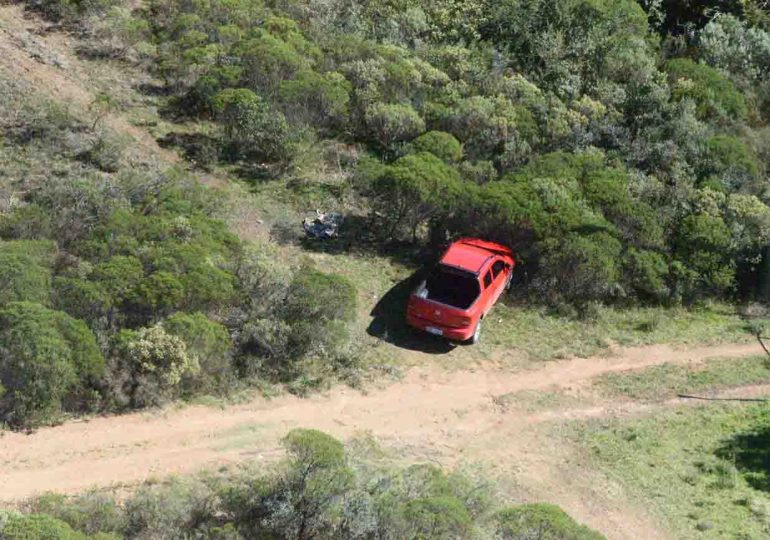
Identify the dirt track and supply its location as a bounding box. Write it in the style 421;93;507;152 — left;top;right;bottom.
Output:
0;342;762;539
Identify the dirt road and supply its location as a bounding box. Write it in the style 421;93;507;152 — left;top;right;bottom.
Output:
0;342;762;539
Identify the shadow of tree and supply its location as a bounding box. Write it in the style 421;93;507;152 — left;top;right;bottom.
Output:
716;422;770;492
366;268;455;355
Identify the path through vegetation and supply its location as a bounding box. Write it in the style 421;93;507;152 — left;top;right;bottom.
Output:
0;342;762;539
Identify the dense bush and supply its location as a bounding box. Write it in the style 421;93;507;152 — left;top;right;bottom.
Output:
665;58;749;120
0;302;104;429
0;240;56;306
410;130;463;162
213;88;294;163
234;264;358;380
110;324;199;409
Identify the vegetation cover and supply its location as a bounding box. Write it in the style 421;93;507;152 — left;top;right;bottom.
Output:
1;0;768;427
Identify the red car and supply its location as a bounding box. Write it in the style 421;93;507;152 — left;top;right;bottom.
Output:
406;238;515;344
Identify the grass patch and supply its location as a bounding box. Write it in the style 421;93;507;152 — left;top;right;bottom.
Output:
574;403;770;538
597;356;770;401
485;302;760;361
214;422;266;452
493;388;588;413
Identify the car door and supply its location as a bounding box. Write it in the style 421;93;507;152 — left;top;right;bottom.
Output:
478;263;498;316
487;258;509;307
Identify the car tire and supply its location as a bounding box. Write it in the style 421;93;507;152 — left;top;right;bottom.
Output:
468;321;481;345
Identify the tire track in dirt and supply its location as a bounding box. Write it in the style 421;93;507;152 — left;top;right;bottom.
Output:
0;342;762;539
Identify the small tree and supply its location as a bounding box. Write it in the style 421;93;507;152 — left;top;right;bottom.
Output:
404;496;473;540
266;429;354;540
213;88;293;163
367;152;466;241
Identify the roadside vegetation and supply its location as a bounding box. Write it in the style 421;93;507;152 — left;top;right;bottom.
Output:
0;429;604;540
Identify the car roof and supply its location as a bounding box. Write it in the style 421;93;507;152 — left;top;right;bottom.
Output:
440;241;496;274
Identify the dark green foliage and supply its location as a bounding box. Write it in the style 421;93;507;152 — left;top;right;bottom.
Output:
0;240;56;307
282;268;357;325
494;503;605;540
534;232;623;306
279;70;351;129
365;152;466;241
666;58;748;120
482;0;651;98
0;303;104;429
675;213;735;296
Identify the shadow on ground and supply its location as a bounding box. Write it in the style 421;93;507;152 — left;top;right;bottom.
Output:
716;424;770;492
367;268;455;355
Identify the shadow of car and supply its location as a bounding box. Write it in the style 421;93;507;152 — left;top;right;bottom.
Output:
367;268;455;354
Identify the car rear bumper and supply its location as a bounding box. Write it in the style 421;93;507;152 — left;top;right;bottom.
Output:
406;313;475;342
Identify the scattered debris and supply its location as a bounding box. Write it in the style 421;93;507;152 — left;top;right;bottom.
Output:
303;210;343;239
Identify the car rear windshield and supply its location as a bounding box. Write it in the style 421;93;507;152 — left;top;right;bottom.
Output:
425;265;480;309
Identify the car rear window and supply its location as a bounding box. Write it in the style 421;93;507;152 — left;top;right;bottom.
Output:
424;265;480;309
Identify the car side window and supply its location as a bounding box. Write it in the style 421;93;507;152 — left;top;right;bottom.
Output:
492;260;506;278
483;270;493;288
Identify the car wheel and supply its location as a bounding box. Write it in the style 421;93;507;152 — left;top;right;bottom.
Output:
468;321;481;345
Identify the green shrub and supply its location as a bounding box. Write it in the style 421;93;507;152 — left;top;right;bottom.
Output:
0;513;87;540
666;58;748;120
213;88;294;163
279;70;351;128
404;496;473;539
0;240;56;307
534;232;623;307
29;492;125;537
52;278;112;325
623;248;670;302
675;213;735;296
0;302;104;429
494;503;606;539
410;131;463;162
366;152;467;241
364;103;425;149
163;312;233;394
701;135;761;190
